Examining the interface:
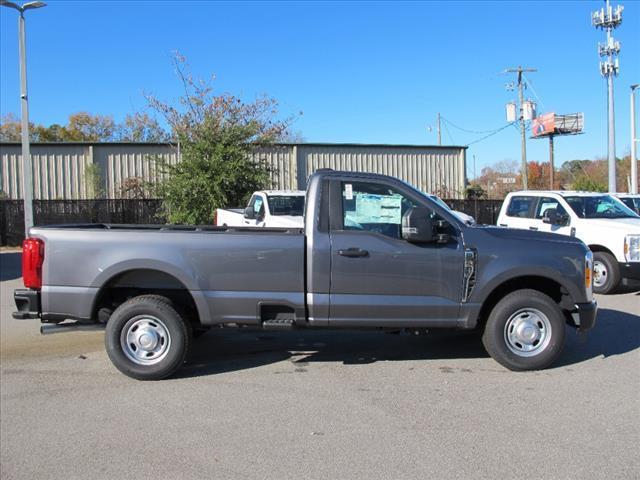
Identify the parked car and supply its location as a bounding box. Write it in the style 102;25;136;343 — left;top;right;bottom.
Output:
14;170;596;380
613;193;640;215
497;191;640;294
215;190;305;228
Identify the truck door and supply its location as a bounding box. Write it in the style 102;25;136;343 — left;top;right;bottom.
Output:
328;179;464;327
244;194;266;227
498;195;538;231
533;196;573;235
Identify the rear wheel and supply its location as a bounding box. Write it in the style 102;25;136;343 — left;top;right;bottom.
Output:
105;295;192;380
482;289;566;371
592;251;620;294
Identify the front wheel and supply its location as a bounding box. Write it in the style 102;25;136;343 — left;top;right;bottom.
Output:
482;289;566;371
592;251;620;294
105;295;192;380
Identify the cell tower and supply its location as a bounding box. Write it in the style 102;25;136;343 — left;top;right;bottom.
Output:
592;0;623;192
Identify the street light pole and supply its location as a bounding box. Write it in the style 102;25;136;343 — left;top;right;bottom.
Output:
631;84;638;194
1;0;46;236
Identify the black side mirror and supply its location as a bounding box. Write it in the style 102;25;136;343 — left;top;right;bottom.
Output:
402;207;435;243
244;206;256;219
542;208;568;226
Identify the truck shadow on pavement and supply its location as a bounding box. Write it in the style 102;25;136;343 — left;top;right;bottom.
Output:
178;307;639;378
0;253;21;281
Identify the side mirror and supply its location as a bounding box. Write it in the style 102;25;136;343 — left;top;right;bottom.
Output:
244;206;256;219
542;208;569;226
402;207;435;243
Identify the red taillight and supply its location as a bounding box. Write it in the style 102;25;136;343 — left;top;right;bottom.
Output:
213;210;218;226
22;238;44;289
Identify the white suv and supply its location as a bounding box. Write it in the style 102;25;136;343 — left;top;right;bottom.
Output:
497;191;640;294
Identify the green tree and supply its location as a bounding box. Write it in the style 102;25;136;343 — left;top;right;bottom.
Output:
572;176;607;192
147;55;296;224
465;183;486;200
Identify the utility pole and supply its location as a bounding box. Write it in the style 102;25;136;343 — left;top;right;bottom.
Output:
631;84;638;194
1;0;47;236
548;136;555;189
506;66;537;190
437;112;442;146
593;0;623;193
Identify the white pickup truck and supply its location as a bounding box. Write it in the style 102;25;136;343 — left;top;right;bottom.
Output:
215;190;306;228
217;190;475;228
497;191;640;294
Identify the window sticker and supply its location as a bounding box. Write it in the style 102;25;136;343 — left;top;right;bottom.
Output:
345;184;353;200
346;193;402;225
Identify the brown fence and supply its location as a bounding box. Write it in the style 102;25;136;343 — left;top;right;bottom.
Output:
1;198;504;246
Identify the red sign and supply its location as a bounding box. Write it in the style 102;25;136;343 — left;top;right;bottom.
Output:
532;112;555;137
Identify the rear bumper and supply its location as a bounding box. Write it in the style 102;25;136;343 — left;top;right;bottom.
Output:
573;300;597;332
12;289;41;320
619;262;640;281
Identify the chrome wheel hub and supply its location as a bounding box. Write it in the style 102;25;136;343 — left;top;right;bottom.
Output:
121;315;171;365
504;308;552;357
593;260;608;288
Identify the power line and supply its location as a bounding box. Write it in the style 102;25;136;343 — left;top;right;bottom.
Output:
465;122;515;147
441;116;510;135
442;120;455;145
522;73;546;113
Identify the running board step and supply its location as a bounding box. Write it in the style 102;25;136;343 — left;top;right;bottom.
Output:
262;318;295;330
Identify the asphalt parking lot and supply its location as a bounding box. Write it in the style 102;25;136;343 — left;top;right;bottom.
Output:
1;249;638;480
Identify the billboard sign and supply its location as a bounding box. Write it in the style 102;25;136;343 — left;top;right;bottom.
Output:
532;112;555;137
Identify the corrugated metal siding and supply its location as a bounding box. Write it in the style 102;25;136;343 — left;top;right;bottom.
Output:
96;144;179;198
1;143;466;199
297;145;466;197
1;144;91;200
250;145;297;191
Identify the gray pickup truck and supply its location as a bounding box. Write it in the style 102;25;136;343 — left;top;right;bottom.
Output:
13;170;597;380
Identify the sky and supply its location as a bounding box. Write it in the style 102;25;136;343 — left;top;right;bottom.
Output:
1;0;639;179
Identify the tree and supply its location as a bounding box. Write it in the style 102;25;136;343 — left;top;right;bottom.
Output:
63;112;115;141
465;183;486;200
35;123;66;142
117;112;170;142
0;114;22;141
147;54;296;224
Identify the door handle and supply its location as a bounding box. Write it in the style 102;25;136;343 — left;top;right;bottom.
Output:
499;223;508;227
338;248;369;258
529;226;538;231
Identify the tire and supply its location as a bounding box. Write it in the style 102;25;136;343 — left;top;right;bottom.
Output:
105;295;192;380
482;289;566;371
592;251;620;295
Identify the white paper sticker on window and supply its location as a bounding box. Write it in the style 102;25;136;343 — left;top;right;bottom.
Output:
345;184;353;200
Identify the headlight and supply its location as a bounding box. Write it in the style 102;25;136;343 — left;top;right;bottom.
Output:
585;250;593;298
624;235;640;262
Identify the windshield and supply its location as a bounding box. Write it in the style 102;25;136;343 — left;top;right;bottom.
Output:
564;195;640;219
266;195;305;216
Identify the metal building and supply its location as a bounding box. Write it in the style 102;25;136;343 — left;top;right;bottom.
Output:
1;142;467;199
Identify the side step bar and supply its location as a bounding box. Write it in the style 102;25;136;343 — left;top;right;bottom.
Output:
41;323;106;335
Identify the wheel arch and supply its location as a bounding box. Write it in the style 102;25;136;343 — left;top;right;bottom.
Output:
475;275;572;330
91;268;208;328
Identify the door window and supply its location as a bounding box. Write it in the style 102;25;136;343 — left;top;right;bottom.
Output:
534;197;567;219
249;195;265;218
506;196;535;218
340;182;418;239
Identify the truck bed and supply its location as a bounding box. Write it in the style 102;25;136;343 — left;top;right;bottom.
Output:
29;224;305;326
